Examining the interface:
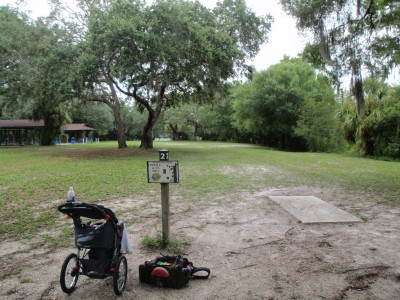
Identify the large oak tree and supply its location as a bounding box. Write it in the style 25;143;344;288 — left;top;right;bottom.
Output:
1;7;79;145
80;0;271;148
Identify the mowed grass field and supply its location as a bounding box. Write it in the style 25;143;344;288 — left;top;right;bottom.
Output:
1;141;399;245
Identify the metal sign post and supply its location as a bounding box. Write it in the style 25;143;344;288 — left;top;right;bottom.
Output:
161;181;169;242
147;149;179;242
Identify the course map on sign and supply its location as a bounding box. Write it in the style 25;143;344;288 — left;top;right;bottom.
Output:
147;161;179;183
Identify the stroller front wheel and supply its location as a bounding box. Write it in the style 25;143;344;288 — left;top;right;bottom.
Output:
113;255;128;295
60;253;79;293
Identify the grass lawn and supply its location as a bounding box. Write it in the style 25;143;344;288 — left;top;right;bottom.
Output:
1;141;399;245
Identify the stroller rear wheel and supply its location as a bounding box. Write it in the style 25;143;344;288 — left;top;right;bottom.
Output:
113;255;127;295
60;253;79;293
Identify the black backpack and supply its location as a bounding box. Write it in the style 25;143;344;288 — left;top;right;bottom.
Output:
139;255;210;289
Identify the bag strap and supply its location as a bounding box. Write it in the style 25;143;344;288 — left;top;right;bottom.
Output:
191;267;210;279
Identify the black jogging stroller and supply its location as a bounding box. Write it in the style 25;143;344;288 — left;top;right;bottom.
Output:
58;202;128;295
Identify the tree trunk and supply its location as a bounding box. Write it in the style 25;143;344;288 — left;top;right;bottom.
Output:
41;114;61;146
351;60;365;117
169;124;179;140
107;78;127;149
363;130;374;156
140;111;155;149
193;120;200;141
112;101;127;149
41;124;55;146
353;78;365;117
139;84;167;149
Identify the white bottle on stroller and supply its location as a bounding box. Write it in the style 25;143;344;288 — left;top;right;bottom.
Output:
67;187;75;202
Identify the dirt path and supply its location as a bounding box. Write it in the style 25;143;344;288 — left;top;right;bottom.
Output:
1;186;400;299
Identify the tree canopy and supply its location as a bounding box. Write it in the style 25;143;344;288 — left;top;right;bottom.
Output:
78;0;272;148
1;0;272;148
0;7;79;145
281;0;400;117
232;58;336;150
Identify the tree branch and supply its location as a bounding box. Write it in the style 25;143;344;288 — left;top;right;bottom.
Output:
104;53;158;114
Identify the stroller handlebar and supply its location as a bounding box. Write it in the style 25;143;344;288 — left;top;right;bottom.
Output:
58;202;118;223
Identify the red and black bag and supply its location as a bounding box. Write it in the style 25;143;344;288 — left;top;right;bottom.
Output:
139;255;210;289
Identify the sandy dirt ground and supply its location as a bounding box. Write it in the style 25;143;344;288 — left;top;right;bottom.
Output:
1;185;400;300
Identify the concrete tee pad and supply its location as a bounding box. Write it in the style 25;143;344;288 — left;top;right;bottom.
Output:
269;196;361;224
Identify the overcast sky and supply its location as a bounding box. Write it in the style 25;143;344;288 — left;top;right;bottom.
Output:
0;0;306;71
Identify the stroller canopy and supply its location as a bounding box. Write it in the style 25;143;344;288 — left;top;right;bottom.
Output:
58;202;118;224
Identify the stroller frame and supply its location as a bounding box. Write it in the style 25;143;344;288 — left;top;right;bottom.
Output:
58;201;128;295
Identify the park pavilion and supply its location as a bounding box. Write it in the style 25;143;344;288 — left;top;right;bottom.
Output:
0;119;95;145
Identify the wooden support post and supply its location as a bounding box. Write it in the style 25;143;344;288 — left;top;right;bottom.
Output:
161;182;170;242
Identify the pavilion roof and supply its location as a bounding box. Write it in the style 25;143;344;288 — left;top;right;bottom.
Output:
0;120;94;131
0;119;44;128
62;123;95;131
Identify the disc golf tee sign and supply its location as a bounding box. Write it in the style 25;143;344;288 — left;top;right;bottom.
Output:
147;149;179;242
147;161;179;183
